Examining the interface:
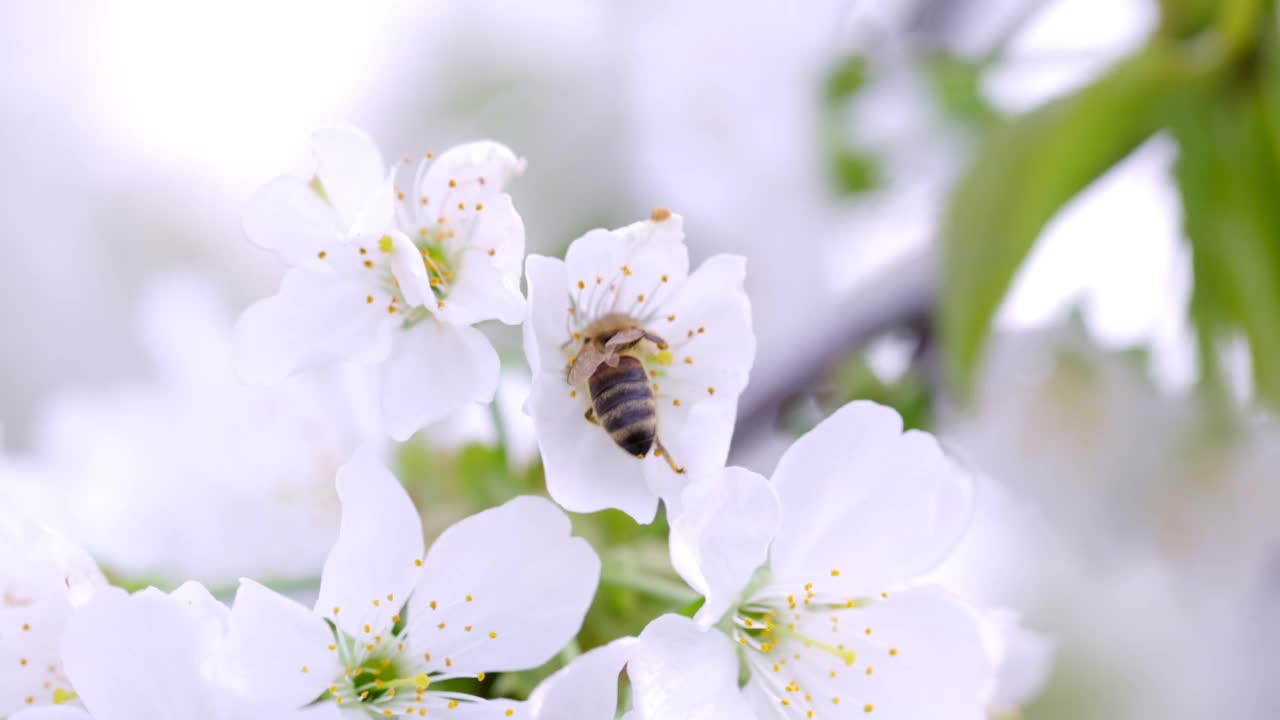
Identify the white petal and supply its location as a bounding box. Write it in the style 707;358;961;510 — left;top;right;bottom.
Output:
234;268;392;384
438;700;524;720
243;176;343;269
767;401;974;596
315;446;424;639
167;581;231;665
312;126;389;232
522;255;571;376
981;609;1054;712
562;214;690;323
526;637;637;720
226;579;336;708
813;587;991;720
629;614;756;720
0;511;101;715
11;708;93;720
60;589;214;720
646;254;755;400
670;468;779;628
0;600;72;714
384;231;433;308
379;321;500;441
417;141;526;201
408;497;599;676
642;395;737;514
431;194;526;326
527;372;659;523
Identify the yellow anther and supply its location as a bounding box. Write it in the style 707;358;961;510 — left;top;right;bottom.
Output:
378;235;394;253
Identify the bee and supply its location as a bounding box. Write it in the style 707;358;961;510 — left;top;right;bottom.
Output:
566;313;685;474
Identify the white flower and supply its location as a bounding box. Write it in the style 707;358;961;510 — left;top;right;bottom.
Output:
481;638;637;720
235;125;528;440
1;509;105;716
942;324;1184;565
979;610;1052;719
523;209;755;522
10;584;340;720
32;275;367;587
222;446;600;718
628;401;993;719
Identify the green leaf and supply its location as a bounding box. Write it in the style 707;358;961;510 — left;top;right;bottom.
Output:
939;45;1176;397
1172;86;1280;408
924;54;1000;127
824;55;868;106
828;146;880;195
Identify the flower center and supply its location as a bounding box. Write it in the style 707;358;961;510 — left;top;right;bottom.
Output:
412;230;455;301
730;605;857;667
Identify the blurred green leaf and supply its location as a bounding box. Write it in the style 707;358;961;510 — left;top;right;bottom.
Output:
1172;86;1280;408
924;54;1000;127
832;354;934;432
828;146;881;194
825;55;868;105
939;45;1177;397
1157;0;1219;38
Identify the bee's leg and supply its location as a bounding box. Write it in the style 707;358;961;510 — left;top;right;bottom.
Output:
584;407;599;425
642;331;669;350
653;438;686;474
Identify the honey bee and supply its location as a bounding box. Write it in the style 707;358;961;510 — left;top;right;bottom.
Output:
566;313;685;474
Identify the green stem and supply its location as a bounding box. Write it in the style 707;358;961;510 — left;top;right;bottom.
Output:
557;637;582;666
599;566;699;607
488;400;509;462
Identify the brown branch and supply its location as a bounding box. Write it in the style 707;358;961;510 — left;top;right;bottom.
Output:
731;246;935;452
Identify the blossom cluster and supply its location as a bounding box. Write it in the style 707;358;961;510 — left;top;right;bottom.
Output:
2;128;1035;720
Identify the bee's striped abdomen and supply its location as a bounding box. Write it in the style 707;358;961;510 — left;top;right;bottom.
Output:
589;356;657;457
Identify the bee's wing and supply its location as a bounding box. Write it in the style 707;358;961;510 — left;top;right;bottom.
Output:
567;343;608;387
604;328;646;349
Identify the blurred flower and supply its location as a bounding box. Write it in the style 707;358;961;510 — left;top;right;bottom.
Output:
235;126;527;440
484;638;636;720
10;584;340;720
979;609;1053;718
944;323;1183;565
630;402;992;718
523;210;755;523
223;447;599;717
0;509;105;715
32;275;368;587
